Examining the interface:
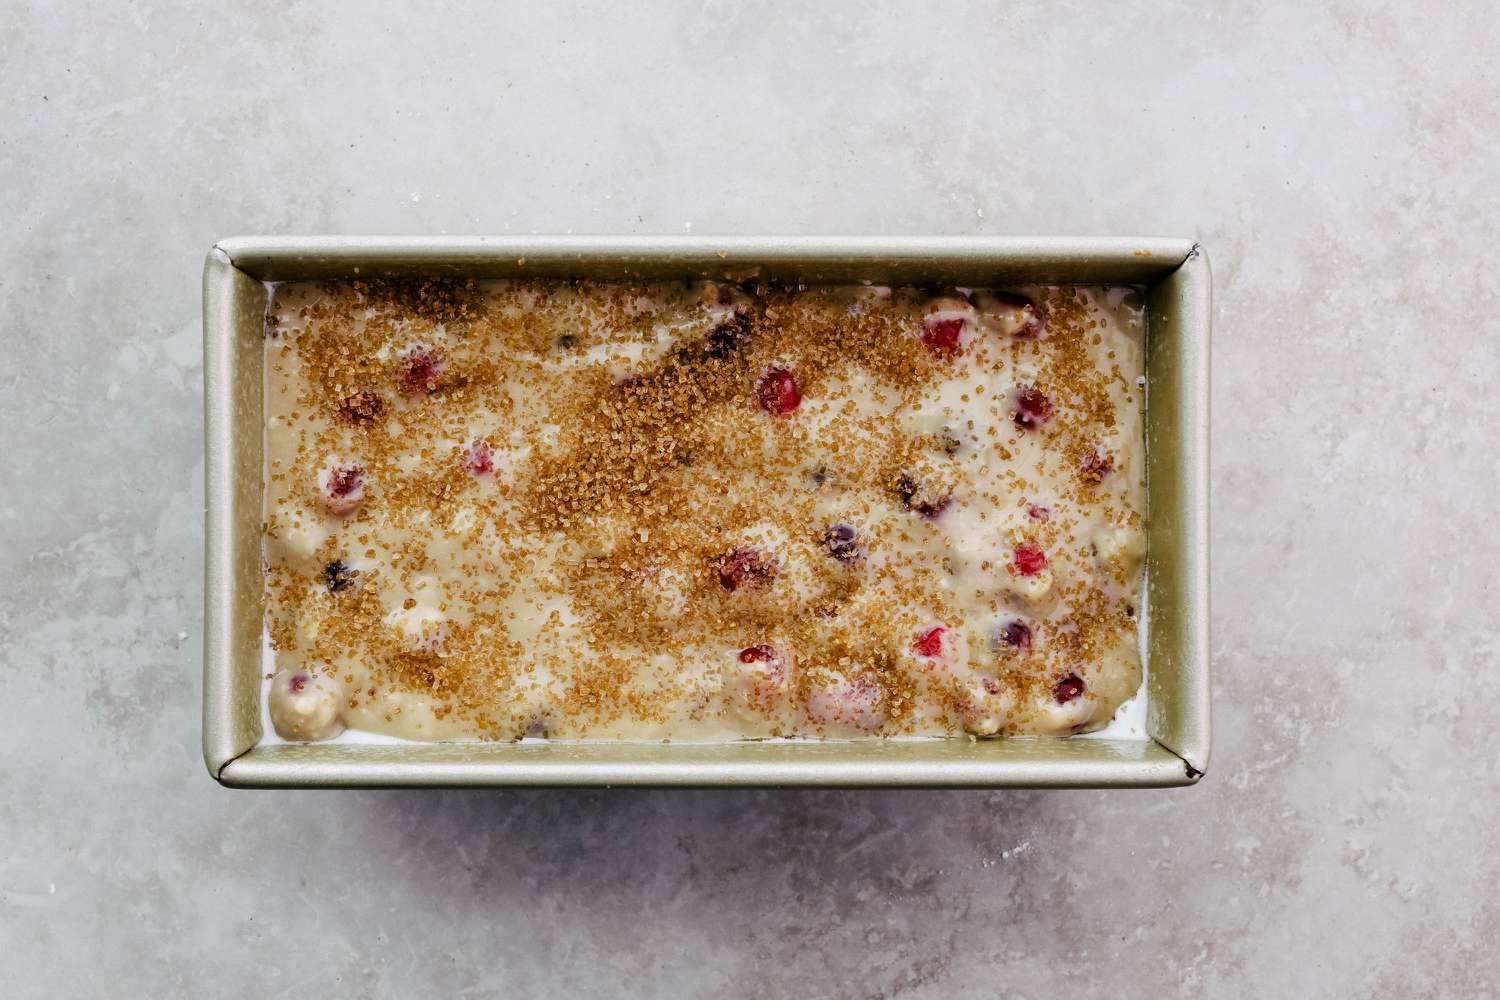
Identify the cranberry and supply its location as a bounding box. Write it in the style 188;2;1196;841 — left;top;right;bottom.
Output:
1013;386;1053;430
731;643;790;712
324;560;359;594
757;367;802;416
464;439;494;476
993;292;1047;339
739;644;778;664
329;466;362;496
995;620;1032;651
1053;673;1085;704
288;673;309;694
920;317;966;358
336;388;385;426
913;626;948;658
896;474;952;518
1013;542;1047;576
705;312;752;358
823;522;865;563
719;546;778;592
1027;503;1051;521
953;677;1006;736
1080;447;1114;483
398;346;447;396
319;465;366;516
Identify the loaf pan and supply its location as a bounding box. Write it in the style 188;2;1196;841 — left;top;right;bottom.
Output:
203;236;1210;788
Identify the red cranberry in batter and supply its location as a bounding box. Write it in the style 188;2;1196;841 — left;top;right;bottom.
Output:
719;546;778;592
757;367;802;416
398;346;447;396
318;465;367;516
996;620;1033;652
464;439;494;476
913;626;948;658
336;388;385;426
1080;446;1114;483
1013;542;1047;576
1053;674;1085;704
1013;386;1053;431
920;317;966;358
730;644;791;713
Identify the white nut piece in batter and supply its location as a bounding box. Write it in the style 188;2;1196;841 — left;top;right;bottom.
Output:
268;669;345;742
642;566;689;624
270;503;330;574
804;671;888;734
1093;524;1146;580
1004;565;1055;605
924;293;976;318
384;597;449;653
971;289;1047;340
953;676;1016;737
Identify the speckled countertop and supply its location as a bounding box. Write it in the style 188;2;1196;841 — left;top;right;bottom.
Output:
2;2;1496;997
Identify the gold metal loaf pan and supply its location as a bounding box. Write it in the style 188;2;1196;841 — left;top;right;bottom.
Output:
203;236;1210;788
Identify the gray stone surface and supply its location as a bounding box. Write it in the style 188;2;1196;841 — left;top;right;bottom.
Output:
3;1;1497;996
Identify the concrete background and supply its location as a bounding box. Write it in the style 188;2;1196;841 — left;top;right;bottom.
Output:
3;1;1497;996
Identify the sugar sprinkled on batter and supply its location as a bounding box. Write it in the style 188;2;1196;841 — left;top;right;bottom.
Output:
262;279;1146;741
